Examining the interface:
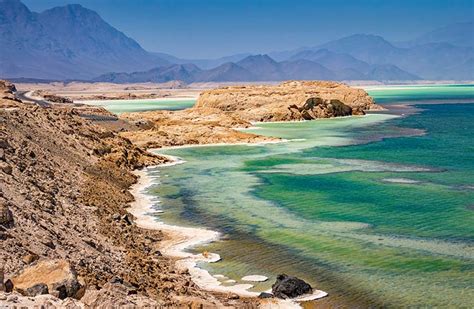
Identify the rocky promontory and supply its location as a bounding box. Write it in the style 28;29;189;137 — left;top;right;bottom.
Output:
195;81;383;121
120;81;381;148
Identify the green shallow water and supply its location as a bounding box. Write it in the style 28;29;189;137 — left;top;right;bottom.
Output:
144;85;474;307
366;84;474;104
84;98;196;114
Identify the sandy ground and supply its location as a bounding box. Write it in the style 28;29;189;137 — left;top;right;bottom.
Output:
15;82;204;100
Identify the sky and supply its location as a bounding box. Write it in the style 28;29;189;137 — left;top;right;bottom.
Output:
23;0;474;59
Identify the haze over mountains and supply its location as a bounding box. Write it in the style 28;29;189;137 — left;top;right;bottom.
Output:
1;0;473;82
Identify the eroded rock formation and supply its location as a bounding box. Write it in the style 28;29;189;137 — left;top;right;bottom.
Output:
195;81;383;121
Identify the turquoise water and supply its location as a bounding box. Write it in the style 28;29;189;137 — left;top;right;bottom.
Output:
85;98;196;114
366;84;474;104
145;85;474;307
89;84;474;114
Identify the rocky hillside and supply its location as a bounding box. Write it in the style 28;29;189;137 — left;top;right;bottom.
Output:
0;81;255;307
195;81;382;122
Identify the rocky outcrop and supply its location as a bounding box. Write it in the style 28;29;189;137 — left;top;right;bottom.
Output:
289;98;353;120
32;90;74;103
119;81;380;147
0;80;16;94
271;274;312;299
0;80;20;103
195;81;383;121
11;260;83;299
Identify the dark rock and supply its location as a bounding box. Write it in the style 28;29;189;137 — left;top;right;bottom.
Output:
109;276;123;284
0;162;12;175
25;283;49;296
121;214;134;225
271;274;312;299
54;285;68;299
258;292;274;299
0;202;14;228
43;240;56;249
328;99;352;116
0;268;4;292
122;281;138;295
5;279;13;293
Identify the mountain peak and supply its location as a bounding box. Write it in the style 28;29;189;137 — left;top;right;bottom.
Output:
41;3;100;20
0;0;32;21
238;54;277;63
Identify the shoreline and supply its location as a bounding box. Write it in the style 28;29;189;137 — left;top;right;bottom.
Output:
128;152;329;307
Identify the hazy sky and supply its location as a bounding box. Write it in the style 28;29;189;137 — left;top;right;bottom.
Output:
23;0;474;58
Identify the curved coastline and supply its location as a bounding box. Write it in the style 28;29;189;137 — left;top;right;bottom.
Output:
128;155;328;307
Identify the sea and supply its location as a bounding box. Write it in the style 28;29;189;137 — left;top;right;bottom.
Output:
133;85;474;307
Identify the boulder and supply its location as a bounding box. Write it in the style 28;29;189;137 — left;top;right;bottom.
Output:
0;162;12;175
271;274;312;299
25;283;49;296
11;259;84;299
258;292;274;299
4;280;13;293
22;254;39;265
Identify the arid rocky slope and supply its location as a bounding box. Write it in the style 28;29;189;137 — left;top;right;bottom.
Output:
195;81;382;121
0;82;256;307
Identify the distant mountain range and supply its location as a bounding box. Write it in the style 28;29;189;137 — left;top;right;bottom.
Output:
1;0;473;82
94;54;420;83
0;0;169;79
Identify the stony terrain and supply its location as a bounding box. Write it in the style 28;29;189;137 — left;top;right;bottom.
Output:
0;81;257;307
120;107;276;148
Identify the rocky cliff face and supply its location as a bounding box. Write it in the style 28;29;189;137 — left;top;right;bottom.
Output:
195;81;382;122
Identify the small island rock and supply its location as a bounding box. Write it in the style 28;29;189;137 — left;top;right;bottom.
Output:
271;274;312;299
